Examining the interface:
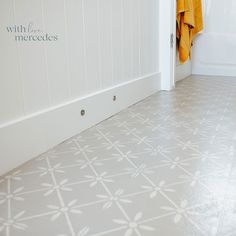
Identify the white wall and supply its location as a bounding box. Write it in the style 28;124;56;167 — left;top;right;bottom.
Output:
192;0;236;76
0;0;160;175
175;55;192;82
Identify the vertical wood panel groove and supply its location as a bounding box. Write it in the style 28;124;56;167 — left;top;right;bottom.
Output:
12;0;26;116
138;0;141;76
1;0;160;125
40;0;52;106
63;0;72;98
130;0;134;79
120;0;125;82
97;0;102;89
81;0;88;91
110;0;114;85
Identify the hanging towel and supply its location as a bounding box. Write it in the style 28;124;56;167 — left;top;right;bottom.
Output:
191;0;203;39
177;0;203;63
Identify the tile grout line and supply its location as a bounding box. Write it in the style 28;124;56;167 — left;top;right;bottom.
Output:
120;123;210;235
96;125;213;235
45;156;76;236
125;110;228;196
96;127;180;209
1;77;236;235
74;138;132;222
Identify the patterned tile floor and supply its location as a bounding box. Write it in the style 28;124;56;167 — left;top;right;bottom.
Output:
1;76;236;236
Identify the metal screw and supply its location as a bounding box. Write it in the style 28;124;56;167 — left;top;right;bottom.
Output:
113;95;117;101
81;109;85;116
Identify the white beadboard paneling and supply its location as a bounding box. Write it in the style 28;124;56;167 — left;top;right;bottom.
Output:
65;0;86;98
112;0;125;85
14;0;50;113
123;0;134;82
149;0;156;73
140;0;149;76
151;0;159;73
99;0;113;88
84;0;101;92
0;0;24;124
147;0;155;75
0;73;161;176
0;0;160;125
132;0;141;79
43;0;70;105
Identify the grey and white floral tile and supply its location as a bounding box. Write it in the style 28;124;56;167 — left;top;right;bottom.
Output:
11;213;71;236
1;76;236;235
70;202;128;236
105;173;150;197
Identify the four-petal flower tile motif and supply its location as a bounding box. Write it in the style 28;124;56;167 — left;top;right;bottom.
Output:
1;76;236;235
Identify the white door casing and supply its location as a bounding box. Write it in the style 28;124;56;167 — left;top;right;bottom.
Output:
159;0;176;90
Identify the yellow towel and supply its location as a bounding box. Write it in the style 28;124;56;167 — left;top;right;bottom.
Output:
177;0;203;63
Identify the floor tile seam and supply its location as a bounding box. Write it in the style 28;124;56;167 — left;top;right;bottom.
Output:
87;226;127;236
11;187;54;197
45;156;76;236
16;211;57;222
74;136;133;222
95;127;183;215
122;125;175;162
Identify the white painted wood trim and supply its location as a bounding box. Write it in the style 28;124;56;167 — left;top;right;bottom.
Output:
0;73;161;176
159;0;175;91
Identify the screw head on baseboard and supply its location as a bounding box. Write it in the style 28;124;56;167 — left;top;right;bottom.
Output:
113;95;117;101
81;109;85;116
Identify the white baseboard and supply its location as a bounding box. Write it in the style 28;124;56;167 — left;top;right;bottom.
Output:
0;72;161;176
192;65;236;77
175;60;192;82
